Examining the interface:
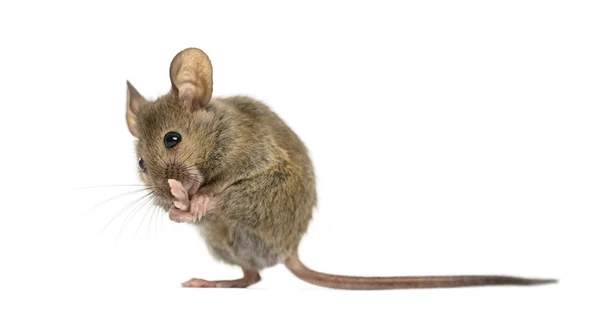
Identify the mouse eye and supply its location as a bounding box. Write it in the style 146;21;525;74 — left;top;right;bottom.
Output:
138;158;146;172
164;132;182;149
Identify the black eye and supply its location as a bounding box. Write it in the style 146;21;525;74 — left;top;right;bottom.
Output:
164;132;181;149
138;158;146;171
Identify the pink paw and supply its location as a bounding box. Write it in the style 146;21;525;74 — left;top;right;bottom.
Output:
168;179;189;211
167;178;214;223
181;277;257;288
168;206;196;223
190;193;215;219
181;278;218;288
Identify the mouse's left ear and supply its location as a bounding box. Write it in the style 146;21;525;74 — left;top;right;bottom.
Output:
169;47;213;111
126;81;148;137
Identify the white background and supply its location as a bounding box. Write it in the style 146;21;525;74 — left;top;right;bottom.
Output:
0;1;598;310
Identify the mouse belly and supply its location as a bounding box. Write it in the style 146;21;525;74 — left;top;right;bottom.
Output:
198;213;284;271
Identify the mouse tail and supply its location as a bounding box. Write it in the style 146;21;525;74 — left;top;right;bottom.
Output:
284;254;557;290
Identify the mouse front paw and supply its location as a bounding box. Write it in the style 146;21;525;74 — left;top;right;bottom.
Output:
168;193;214;223
190;192;215;220
167;178;215;223
168;205;197;223
168;179;190;211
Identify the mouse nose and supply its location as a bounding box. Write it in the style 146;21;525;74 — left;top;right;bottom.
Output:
165;163;184;181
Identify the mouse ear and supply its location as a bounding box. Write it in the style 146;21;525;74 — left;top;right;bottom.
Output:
169;48;213;111
126;81;148;137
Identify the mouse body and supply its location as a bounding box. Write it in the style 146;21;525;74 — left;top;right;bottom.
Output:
124;47;556;289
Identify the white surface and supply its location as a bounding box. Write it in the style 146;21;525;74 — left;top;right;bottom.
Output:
0;0;597;310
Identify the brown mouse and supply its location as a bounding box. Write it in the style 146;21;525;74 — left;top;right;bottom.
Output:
124;47;557;289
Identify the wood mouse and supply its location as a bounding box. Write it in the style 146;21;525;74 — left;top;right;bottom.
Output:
124;47;557;289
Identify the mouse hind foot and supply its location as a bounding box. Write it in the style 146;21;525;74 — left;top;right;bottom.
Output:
181;268;261;288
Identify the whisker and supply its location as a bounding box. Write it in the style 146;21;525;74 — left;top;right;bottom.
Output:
181;163;199;171
156;204;164;240
182;167;201;175
186;178;204;186
88;188;151;213
148;203;157;242
177;148;192;165
182;171;202;181
148;202;160;242
182;172;204;184
160;204;166;236
134;196;156;240
157;153;168;167
115;192;155;243
181;144;201;165
182;170;202;178
75;184;155;190
99;192;153;235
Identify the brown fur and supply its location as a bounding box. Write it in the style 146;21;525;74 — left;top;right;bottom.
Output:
128;89;316;270
124;48;556;289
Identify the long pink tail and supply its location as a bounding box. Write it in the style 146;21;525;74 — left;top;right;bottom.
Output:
285;254;557;290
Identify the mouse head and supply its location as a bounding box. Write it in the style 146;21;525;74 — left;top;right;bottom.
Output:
126;48;216;207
